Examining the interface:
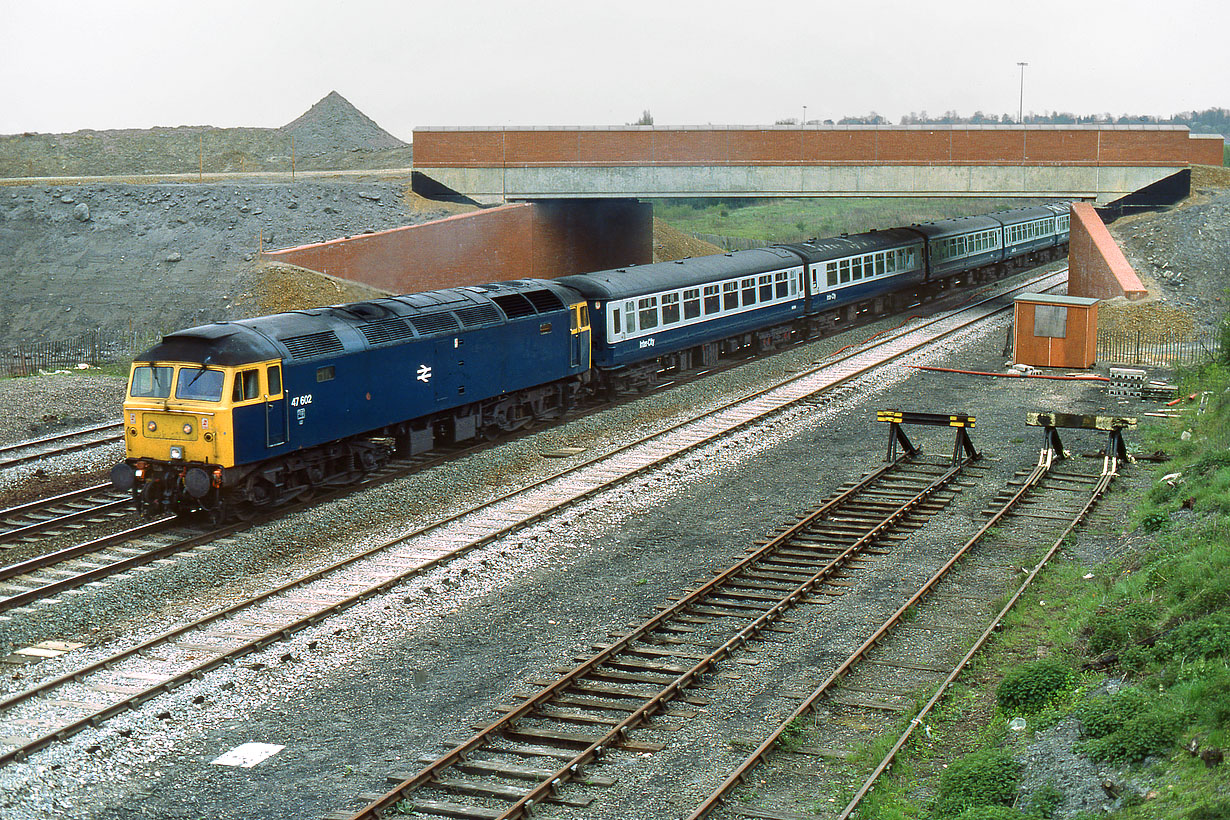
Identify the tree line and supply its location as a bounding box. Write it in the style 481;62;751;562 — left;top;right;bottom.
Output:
773;107;1229;133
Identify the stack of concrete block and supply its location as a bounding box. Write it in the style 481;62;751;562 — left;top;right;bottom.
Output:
1108;367;1147;398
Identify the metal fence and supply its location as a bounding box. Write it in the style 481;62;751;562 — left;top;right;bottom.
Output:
1096;327;1222;368
0;329;163;378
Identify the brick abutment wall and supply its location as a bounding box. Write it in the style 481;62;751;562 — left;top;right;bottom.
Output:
262;199;652;293
1068;203;1147;301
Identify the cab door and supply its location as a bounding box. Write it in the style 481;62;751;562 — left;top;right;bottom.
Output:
569;303;591;370
265;364;286;447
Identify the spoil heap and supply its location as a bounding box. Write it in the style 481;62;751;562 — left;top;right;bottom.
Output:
0;91;412;178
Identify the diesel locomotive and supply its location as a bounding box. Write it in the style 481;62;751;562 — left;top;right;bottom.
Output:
111;203;1070;518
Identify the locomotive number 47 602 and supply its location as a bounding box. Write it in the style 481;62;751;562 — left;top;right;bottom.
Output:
290;394;313;407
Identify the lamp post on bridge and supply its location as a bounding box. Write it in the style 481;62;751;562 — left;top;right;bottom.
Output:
1017;61;1028;124
802;105;807;127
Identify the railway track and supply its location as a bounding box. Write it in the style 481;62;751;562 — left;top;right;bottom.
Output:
0;422;124;471
328;416;984;819
684;414;1133;820
0;483;134;547
0;267;1061;772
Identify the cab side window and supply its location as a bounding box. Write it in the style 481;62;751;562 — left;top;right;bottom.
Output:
233;369;260;401
267;365;282;395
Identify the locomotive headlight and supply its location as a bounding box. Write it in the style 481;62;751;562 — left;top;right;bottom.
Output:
169;446;184;461
147;420;157;432
182;422;193;435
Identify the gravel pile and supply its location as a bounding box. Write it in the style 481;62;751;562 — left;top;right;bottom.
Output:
652;217;723;262
0;180;448;350
1104;186;1230;333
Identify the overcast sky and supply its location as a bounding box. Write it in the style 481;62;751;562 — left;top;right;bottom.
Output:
3;0;1227;139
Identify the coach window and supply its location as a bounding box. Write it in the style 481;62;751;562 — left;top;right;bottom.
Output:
723;282;739;310
826;262;838;287
662;293;680;324
851;257;862;280
741;278;756;306
233;369;260;402
839;259;851;284
875;254;886;276
759;275;773;302
625;301;636;334
775;271;789;298
704;285;721;314
683;288;701;320
611;307;621;336
638;296;659;330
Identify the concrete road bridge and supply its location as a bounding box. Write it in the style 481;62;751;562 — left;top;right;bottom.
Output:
412;124;1223;204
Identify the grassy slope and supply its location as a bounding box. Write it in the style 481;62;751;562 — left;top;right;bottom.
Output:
651;197;1039;244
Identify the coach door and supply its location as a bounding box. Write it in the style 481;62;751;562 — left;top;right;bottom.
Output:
265;364;286;447
570;303;591;369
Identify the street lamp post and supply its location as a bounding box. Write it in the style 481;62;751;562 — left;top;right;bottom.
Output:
1017;61;1028;124
802;105;807;126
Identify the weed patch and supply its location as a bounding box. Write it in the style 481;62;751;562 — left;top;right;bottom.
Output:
996;659;1078;713
932;747;1019;818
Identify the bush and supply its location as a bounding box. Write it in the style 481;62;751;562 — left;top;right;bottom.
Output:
953;806;1026;820
1156;613;1230;663
1019;783;1064;819
932;748;1019;818
1188;798;1230;820
1076;687;1150;739
1081;701;1183;763
1087;601;1160;655
996;659;1077;712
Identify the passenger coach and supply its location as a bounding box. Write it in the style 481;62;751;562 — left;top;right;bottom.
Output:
555;248;806;392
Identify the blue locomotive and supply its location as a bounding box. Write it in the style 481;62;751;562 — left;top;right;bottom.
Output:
112;203;1069;516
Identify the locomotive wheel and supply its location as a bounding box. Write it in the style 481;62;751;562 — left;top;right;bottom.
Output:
246;476;277;506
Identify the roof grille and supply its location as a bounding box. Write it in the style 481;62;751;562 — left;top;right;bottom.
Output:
492;293;536;319
409;312;460;335
523;289;564;312
456;304;502;328
279;330;344;359
360;318;415;346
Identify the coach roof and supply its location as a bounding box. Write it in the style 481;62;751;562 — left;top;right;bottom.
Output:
555;247;803;301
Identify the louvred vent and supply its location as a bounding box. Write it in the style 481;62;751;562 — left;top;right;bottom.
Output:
360;318;415;346
492;293;536;319
456;304;502;327
524;289;564;312
409;312;460;335
279;330;344;359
